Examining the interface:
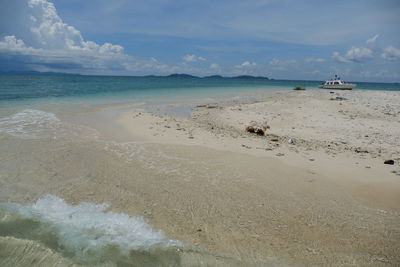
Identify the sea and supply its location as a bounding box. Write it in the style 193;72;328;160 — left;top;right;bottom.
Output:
0;74;399;266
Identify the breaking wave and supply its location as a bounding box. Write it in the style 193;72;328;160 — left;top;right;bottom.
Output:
0;195;183;266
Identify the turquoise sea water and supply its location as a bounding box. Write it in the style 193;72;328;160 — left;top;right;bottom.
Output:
1;74;399;101
1;74;399;117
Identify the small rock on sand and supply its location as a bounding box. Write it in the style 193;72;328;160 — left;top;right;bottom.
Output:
384;159;395;165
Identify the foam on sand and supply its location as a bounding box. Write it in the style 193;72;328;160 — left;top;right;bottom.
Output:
0;109;99;140
0;195;183;265
0;109;61;139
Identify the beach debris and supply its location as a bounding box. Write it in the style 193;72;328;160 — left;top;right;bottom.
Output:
245;121;269;136
195;104;220;109
276;153;285;157
330;96;347;101
287;138;294;144
206;105;219;109
355;148;369;153
384;159;395;165
271;138;279;142
293;86;306;91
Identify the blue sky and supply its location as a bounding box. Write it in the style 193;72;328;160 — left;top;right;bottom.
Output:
0;0;399;81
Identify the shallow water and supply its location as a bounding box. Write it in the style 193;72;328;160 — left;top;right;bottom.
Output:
0;108;254;266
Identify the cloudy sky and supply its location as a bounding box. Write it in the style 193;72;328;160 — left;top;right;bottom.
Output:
0;0;399;81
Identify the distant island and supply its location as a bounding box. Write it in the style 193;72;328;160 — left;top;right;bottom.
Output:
0;71;270;80
0;71;273;81
0;70;81;76
167;73;270;80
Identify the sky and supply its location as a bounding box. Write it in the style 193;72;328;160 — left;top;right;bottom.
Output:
0;0;399;82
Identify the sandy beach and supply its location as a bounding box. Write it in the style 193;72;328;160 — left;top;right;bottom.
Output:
116;89;400;210
112;89;400;265
1;89;400;266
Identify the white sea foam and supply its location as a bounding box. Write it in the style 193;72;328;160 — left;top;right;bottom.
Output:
0;109;99;140
0;109;62;139
1;195;182;262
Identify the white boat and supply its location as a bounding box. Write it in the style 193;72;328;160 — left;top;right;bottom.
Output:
319;75;356;90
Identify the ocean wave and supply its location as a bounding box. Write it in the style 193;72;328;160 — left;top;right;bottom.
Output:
0;195;183;265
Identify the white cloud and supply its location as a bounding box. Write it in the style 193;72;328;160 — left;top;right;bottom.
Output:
0;0;129;74
182;54;206;62
332;47;373;63
360;70;400;80
239;61;257;67
4;0;123;54
182;54;197;62
269;58;296;65
332;52;350;63
0;36;30;51
381;46;400;61
366;34;379;45
305;57;325;63
209;63;220;69
332;35;384;63
345;47;373;61
267;58;297;72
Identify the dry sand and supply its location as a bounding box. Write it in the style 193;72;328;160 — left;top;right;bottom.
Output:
1;89;399;266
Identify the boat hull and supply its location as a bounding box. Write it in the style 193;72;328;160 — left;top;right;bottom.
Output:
318;84;356;90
